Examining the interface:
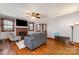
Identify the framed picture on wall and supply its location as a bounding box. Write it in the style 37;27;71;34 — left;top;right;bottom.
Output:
29;22;34;31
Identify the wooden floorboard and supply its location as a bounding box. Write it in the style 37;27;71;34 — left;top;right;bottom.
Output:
0;39;79;55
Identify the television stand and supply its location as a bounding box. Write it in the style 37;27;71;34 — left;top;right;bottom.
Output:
55;36;70;44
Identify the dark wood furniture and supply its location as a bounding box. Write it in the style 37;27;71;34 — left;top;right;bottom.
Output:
55;36;70;44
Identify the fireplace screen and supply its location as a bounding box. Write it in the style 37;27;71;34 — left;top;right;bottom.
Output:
19;32;26;36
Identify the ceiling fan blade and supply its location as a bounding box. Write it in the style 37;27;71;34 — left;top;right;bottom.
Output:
27;12;32;15
26;10;41;19
36;16;40;19
36;14;40;19
32;12;36;16
36;13;40;15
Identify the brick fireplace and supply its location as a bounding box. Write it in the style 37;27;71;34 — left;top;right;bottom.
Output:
16;28;28;36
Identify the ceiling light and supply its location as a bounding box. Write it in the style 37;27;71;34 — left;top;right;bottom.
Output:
31;16;36;19
74;21;79;25
69;24;74;26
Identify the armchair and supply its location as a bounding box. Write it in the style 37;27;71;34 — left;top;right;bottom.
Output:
7;33;21;42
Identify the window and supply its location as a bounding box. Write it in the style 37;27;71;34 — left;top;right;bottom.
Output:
29;22;34;31
1;18;14;31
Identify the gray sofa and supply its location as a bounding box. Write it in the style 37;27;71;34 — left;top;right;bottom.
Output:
24;32;47;50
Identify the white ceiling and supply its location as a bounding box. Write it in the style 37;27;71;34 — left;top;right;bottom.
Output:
0;3;79;22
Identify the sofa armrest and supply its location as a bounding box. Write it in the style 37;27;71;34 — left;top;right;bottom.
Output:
24;36;32;48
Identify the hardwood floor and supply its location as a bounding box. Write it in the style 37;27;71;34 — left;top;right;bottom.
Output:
0;39;79;55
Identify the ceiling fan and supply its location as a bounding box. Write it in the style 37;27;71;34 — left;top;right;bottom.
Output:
26;11;40;19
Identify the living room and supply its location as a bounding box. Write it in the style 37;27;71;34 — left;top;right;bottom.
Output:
0;3;79;55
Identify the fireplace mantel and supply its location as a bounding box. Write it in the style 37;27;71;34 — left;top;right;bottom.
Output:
16;26;28;28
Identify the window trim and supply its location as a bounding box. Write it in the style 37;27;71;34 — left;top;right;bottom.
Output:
1;18;15;32
29;22;34;31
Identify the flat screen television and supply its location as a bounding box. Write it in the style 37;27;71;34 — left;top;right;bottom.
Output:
16;19;28;26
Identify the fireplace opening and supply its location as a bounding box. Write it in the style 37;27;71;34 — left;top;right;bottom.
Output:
19;32;26;36
19;32;26;39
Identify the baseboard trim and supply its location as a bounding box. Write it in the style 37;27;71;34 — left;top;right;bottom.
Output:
74;42;79;45
47;37;55;39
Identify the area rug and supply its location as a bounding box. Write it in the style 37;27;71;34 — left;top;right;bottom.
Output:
15;40;26;49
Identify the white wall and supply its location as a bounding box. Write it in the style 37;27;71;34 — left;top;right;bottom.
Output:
1;32;15;39
37;11;79;43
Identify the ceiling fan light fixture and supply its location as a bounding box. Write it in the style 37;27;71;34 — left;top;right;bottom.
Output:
31;16;36;19
26;10;40;19
36;13;40;15
75;21;79;25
